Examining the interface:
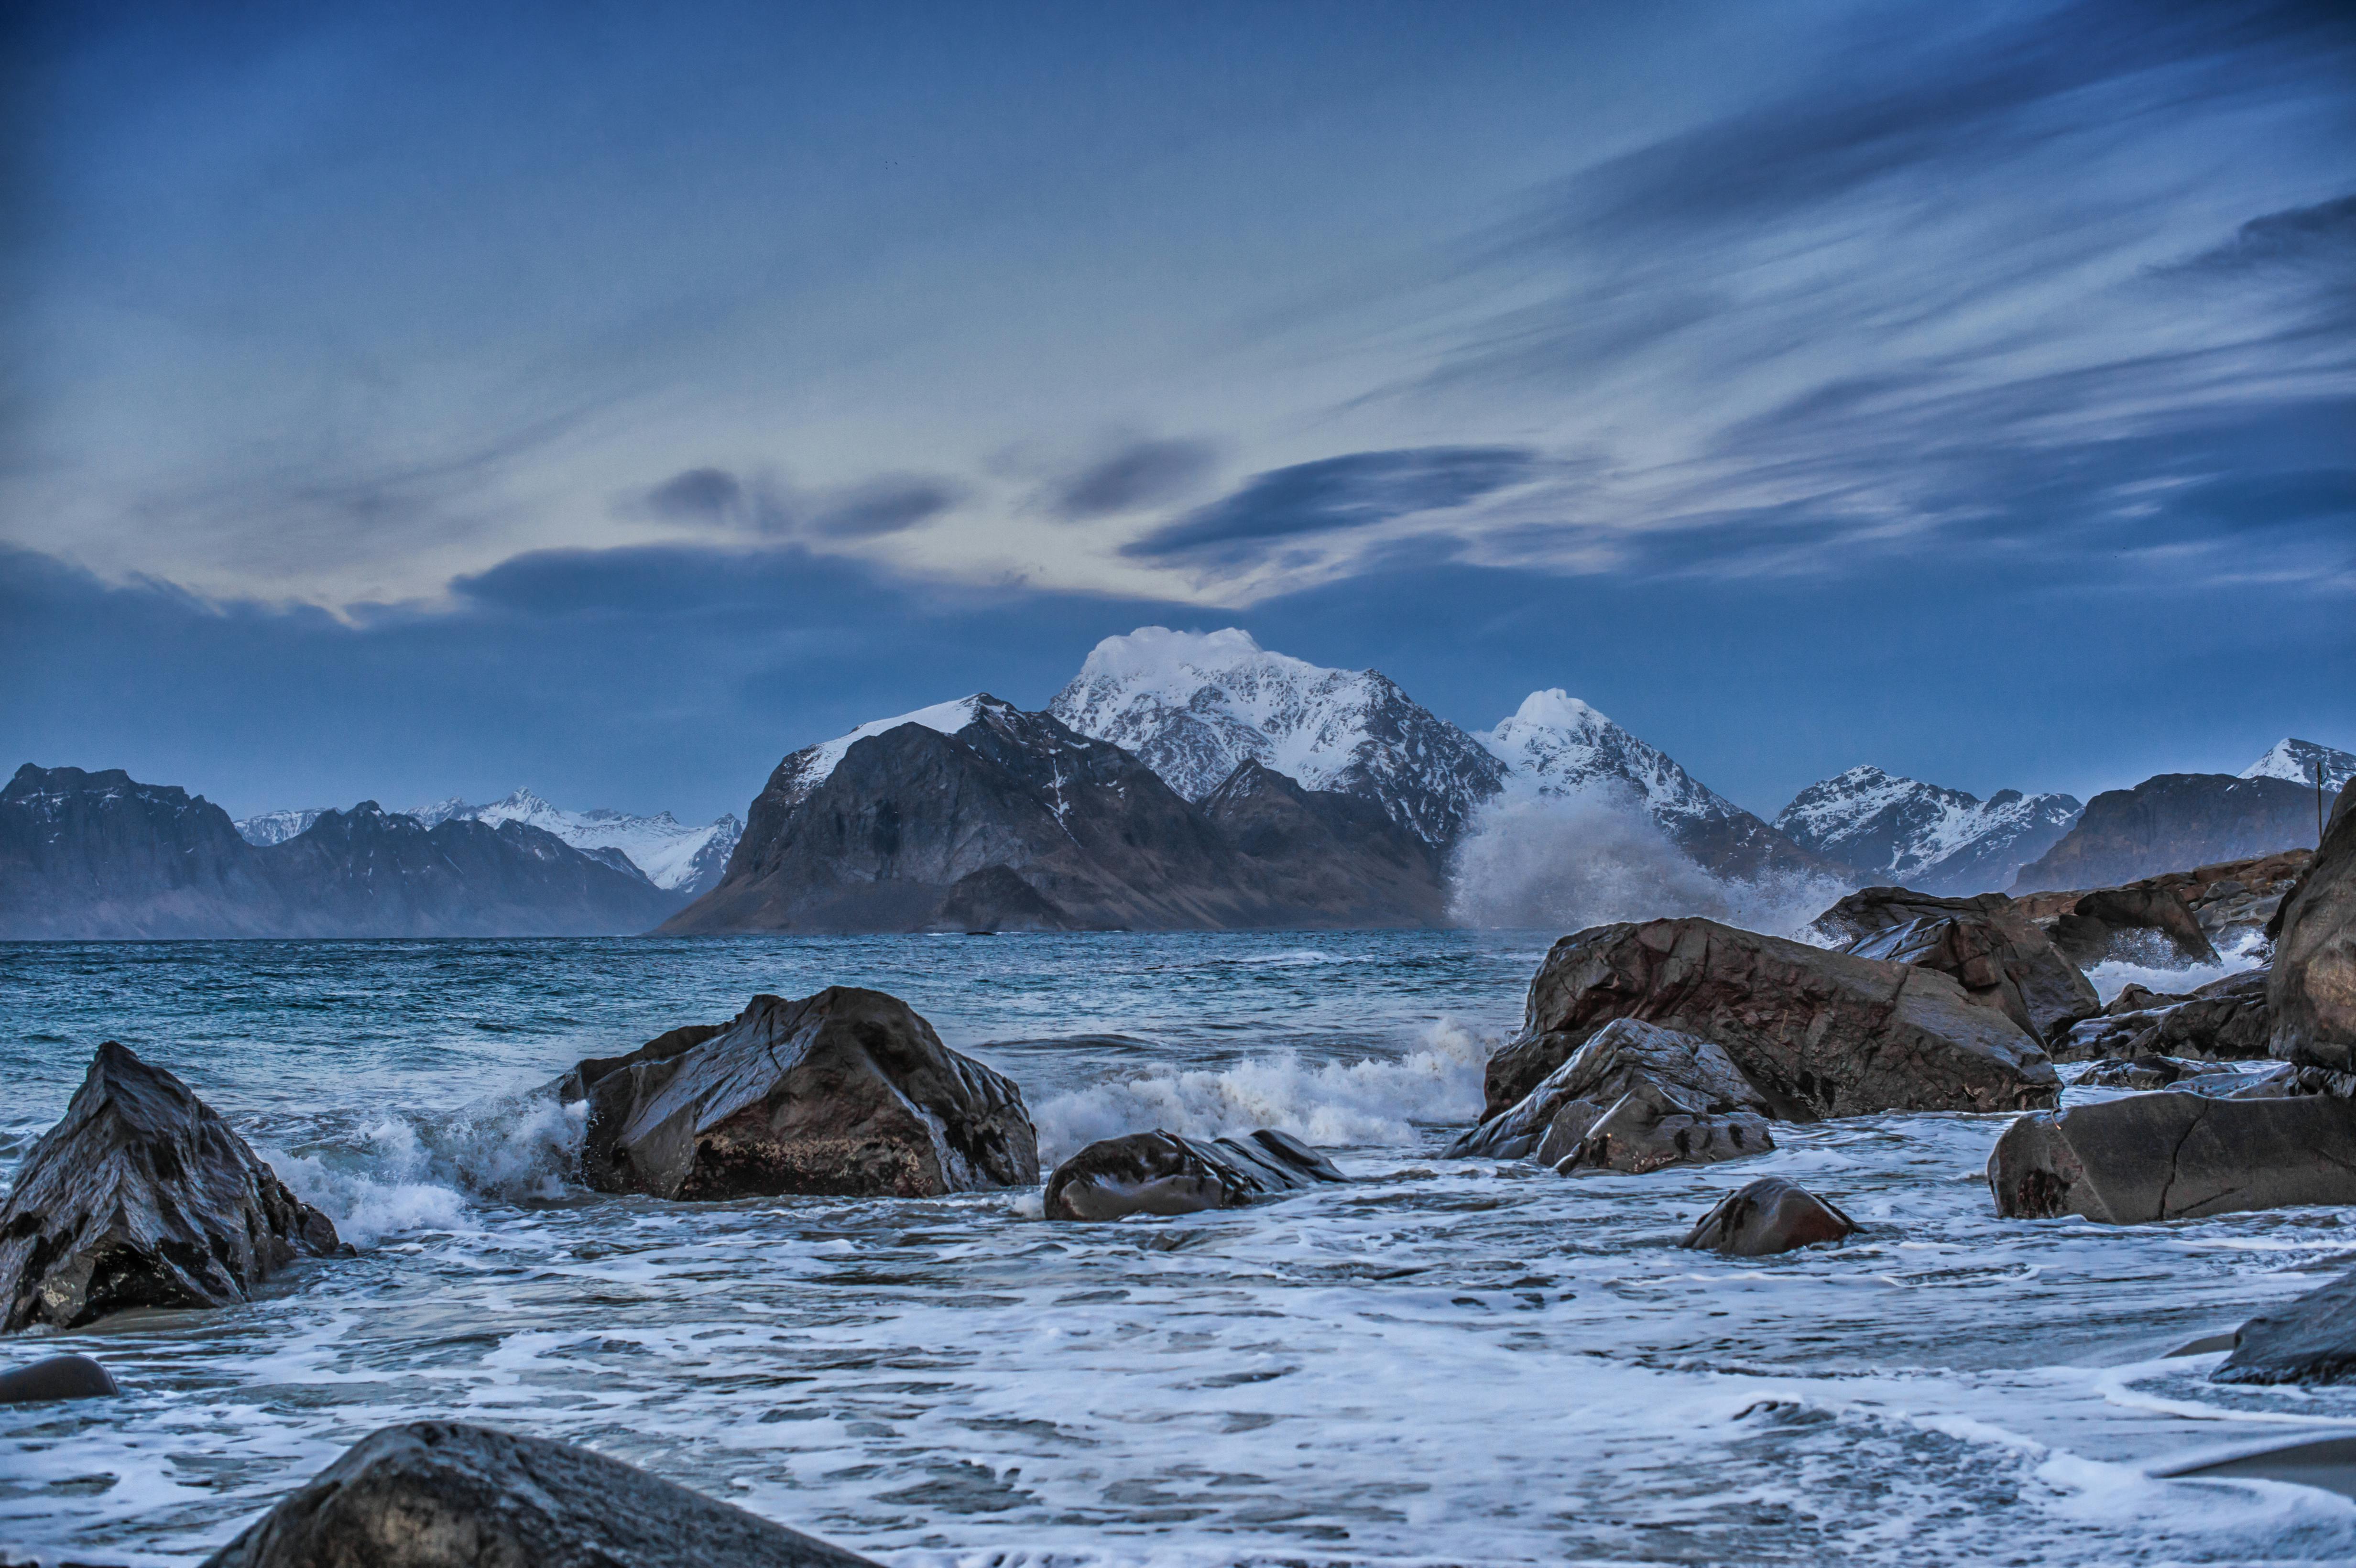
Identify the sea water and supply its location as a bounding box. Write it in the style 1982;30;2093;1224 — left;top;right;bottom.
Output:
2;932;2353;1566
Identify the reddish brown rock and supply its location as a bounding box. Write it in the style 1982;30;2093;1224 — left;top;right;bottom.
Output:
2271;789;2356;1070
1814;886;2098;1039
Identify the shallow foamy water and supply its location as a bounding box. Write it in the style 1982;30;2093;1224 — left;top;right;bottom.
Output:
2;933;2353;1566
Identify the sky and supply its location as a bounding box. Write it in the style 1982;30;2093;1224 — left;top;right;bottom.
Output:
3;0;2351;824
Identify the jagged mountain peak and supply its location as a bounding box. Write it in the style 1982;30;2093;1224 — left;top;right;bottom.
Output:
2242;737;2356;794
1049;626;1503;843
1479;690;1739;824
1774;765;2081;896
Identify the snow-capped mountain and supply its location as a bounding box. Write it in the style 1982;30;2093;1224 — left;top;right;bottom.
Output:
1047;628;1505;843
405;789;742;895
234;807;327;846
1476;690;1833;882
1773;766;2083;896
761;696;991;814
2242;737;2356;794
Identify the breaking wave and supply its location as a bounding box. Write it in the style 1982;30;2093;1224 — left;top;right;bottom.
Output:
1446;792;1845;939
271;1093;588;1247
1030;1018;1492;1165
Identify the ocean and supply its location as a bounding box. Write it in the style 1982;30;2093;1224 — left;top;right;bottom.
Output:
2;932;2352;1566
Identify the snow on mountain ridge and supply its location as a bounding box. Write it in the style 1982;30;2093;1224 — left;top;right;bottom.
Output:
234;807;327;847
402;787;742;894
1477;689;1743;824
1773;764;2082;896
2241;738;2356;794
1048;628;1505;843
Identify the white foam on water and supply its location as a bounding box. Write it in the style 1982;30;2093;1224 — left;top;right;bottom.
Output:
271;1094;588;1247
2086;926;2269;1004
1029;1017;1492;1164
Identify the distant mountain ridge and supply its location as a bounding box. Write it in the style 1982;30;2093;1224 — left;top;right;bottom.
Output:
404;788;741;895
2012;769;2340;893
666;694;1441;933
4;765;680;939
2242;738;2356;795
1774;766;2082;895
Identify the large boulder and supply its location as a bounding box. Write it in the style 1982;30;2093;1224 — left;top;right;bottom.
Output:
1815;887;2098;1039
2212;1270;2356;1386
2049;969;2272;1062
2270;788;2356;1069
1480;918;2058;1123
1448;1019;1774;1174
1681;1178;1856;1256
2050;882;2219;968
1987;1092;2356;1223
1043;1129;1344;1220
199;1420;878;1568
568;989;1040;1200
0;1043;342;1333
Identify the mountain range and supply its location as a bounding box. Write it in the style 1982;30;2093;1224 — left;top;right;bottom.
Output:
1772;767;2083;896
3;767;679;939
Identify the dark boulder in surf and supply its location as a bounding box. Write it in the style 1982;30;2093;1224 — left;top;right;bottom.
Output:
2212;1270;2356;1387
1680;1178;1856;1256
1987;1091;2356;1223
1480;919;2058;1123
1812;887;2098;1040
0;1043;342;1333
568;988;1039;1200
1043;1128;1344;1220
1449;1018;1775;1174
0;1354;120;1404
198;1420;880;1568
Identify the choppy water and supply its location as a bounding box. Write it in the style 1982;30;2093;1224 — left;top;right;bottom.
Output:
2;932;2352;1567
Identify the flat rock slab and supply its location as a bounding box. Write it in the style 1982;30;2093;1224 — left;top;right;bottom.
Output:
1045;1129;1344;1220
1988;1092;2356;1223
1681;1178;1855;1256
0;1354;119;1404
0;1042;341;1333
200;1420;879;1568
2212;1269;2356;1386
1483;918;2058;1122
2158;1435;2356;1499
573;987;1039;1200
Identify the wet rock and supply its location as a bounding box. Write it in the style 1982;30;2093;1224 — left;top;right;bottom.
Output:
2104;983;2191;1015
1813;887;2098;1039
1680;1178;1855;1256
2051;969;2273;1063
198;1419;879;1567
2049;883;2220;969
0;1043;343;1333
2157;1434;2356;1499
1481;918;2058;1123
1544;1085;1775;1175
1987;1091;2356;1223
1450;1019;1767;1157
570;988;1039;1200
2270;788;2356;1070
2076;1055;2206;1090
1043;1128;1344;1220
0;1354;119;1403
2212;1270;2356;1386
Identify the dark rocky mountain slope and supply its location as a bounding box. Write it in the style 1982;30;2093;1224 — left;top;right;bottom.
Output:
0;764;680;938
2011;773;2337;893
664;697;1450;933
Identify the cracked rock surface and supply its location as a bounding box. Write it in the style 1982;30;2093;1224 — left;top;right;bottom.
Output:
1987;1091;2356;1223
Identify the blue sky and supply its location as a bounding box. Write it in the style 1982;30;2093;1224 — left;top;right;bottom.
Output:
4;0;2350;822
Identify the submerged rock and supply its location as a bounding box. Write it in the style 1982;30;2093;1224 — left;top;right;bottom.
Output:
570;988;1040;1200
2076;1055;2207;1090
1450;1019;1775;1174
199;1420;879;1568
1813;887;2098;1039
2212;1270;2356;1386
1044;1129;1344;1220
1987;1092;2356;1223
1480;918;2058;1124
1680;1178;1856;1256
0;1043;342;1333
0;1354;119;1404
2270;788;2356;1069
2051;970;2273;1063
